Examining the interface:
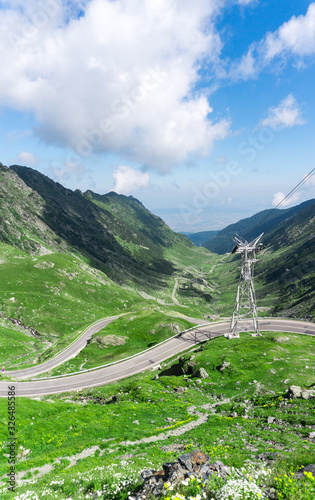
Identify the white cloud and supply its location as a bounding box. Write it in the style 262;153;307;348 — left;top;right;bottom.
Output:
221;196;232;206
229;48;257;80
17;151;38;166
113;165;150;194
301;171;315;196
237;0;257;6
0;0;230;172
272;191;301;207
230;3;315;80
263;3;315;61
272;171;315;209
305;172;315;187
259;94;305;130
49;161;86;181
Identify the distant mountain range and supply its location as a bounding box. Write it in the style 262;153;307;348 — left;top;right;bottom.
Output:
203;199;315;254
181;230;219;247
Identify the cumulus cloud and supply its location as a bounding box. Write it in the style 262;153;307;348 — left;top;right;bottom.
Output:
271;190;301;208
49;161;86;181
0;0;230;172
272;171;315;208
16;151;38;166
230;3;315;80
259;94;305;130
113;165;150;194
229;48;257;80
263;3;315;61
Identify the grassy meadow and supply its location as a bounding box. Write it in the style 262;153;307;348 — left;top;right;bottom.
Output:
0;239;229;372
40;311;196;377
0;330;314;499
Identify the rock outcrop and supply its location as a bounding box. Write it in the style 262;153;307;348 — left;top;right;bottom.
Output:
135;449;231;499
192;367;208;379
286;385;315;400
133;449;315;499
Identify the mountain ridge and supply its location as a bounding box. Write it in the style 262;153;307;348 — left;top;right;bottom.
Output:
1;163;314;320
204;199;315;254
2;164;191;289
181;230;219;247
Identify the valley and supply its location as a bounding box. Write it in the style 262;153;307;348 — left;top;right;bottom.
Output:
0;164;314;499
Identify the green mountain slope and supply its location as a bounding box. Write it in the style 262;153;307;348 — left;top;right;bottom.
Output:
1;330;314;499
0;163;70;254
0;161;313;363
6;164;191;288
255;200;315;319
84;190;192;269
0;165;210;369
204;199;315;254
208;200;315;320
0;163;215;369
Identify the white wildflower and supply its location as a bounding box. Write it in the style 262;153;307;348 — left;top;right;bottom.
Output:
216;477;265;500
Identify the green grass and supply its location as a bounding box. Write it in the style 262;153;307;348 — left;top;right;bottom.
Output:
0;330;314;499
0;243;146;368
39;311;196;376
153;246;226;317
0;319;41;369
0;240;227;370
164;241;212;268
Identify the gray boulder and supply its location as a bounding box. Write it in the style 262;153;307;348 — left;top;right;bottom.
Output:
218;360;230;372
174;386;187;394
301;389;315;400
287;385;315;400
295;464;315;480
136;450;231;499
287;385;302;398
192;367;208;379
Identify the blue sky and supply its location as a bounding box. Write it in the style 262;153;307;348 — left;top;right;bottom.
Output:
0;0;314;232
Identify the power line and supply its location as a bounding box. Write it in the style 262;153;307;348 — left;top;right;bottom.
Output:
249;167;315;235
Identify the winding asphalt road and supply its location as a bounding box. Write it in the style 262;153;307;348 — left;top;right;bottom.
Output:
0;318;314;397
4;316;120;379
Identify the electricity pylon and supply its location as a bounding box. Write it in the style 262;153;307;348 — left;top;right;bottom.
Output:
228;233;264;339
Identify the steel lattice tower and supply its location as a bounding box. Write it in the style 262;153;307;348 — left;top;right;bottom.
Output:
228;233;264;339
